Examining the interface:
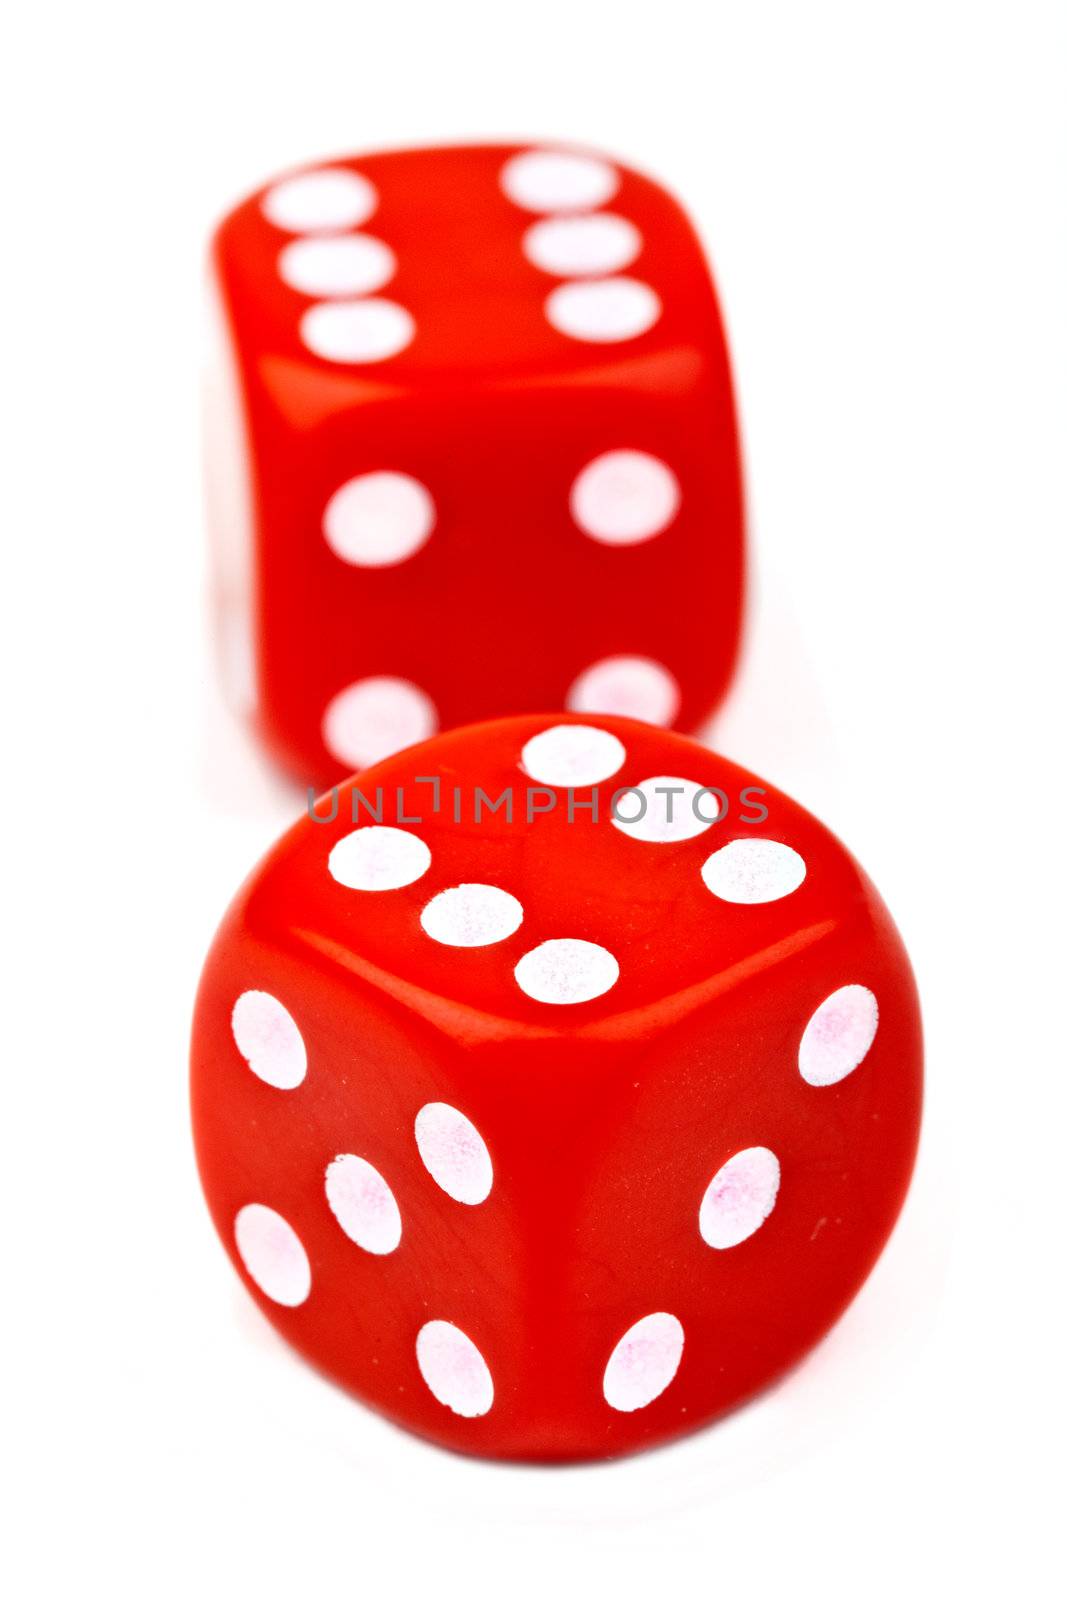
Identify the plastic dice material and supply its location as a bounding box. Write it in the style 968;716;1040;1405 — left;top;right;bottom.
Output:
190;714;922;1462
206;145;744;786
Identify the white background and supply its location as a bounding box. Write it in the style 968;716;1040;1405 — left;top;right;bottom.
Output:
4;2;1065;1594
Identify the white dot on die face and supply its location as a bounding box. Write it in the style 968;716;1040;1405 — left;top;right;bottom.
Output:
520;723;626;788
603;1312;684;1413
279;233;396;297
322;676;437;771
234;1204;311;1307
523;213;642;277
799;985;879;1087
612;777;717;843
328;825;431;892
500;149;619;213
546;278;661;344
570;450;680;546
420;884;524;948
415;1103;493;1205
699;1147;781;1250
700;839;807;904
301;299;415;364
231;990;307;1089
514;939;619;1006
324;1154;402;1254
416;1320;494;1417
261;168;378;232
323;472;435;568
567;655;680;727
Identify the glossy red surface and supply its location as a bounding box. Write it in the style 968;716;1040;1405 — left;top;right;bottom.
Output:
209;144;744;787
191;714;922;1462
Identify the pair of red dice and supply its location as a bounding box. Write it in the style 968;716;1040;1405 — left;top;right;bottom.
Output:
193;143;922;1463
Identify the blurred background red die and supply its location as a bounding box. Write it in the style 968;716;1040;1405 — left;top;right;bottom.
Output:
207;144;744;786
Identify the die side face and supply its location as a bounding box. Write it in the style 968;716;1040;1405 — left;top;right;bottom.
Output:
209;145;743;786
565;920;921;1447
190;714;922;1461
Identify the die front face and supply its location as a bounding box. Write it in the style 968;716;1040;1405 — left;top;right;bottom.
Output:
209;145;743;786
191;715;922;1462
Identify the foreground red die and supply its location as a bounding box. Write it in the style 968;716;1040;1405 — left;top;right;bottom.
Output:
191;714;921;1461
207;144;743;786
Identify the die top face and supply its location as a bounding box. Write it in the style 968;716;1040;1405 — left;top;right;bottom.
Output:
213;144;731;391
237;715;903;1032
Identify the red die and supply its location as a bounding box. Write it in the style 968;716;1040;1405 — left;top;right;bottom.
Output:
207;144;743;787
191;714;922;1462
